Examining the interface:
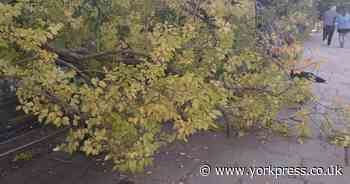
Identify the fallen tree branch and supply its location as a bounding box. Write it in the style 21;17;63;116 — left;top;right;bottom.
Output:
14;55;38;65
55;58;93;86
184;1;218;29
43;45;150;64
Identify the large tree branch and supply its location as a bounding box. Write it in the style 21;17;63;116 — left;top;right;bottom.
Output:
43;45;150;64
55;58;93;86
10;55;94;87
183;1;218;29
9;45;151;87
42;45;78;63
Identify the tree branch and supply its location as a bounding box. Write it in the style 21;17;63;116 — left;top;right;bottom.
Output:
42;90;89;122
183;1;218;29
226;83;293;98
55;58;93;86
43;45;150;64
15;55;38;64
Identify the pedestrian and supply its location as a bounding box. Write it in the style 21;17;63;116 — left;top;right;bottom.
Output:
335;7;350;48
322;6;338;46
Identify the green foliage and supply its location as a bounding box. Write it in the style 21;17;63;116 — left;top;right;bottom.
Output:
0;0;315;172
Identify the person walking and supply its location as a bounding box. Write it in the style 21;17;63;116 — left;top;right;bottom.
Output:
335;7;350;48
323;6;338;46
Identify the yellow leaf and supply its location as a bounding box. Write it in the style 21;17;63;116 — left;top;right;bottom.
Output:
64;9;72;17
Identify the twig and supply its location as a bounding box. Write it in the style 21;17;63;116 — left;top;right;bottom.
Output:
227;83;294;98
312;101;344;111
14;56;38;65
56;58;92;86
294;61;322;71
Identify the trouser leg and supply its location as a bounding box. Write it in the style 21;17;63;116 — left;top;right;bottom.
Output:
344;32;348;47
323;25;328;41
339;32;345;48
327;26;335;45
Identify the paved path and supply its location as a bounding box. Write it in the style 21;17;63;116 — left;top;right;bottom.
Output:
1;33;350;184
